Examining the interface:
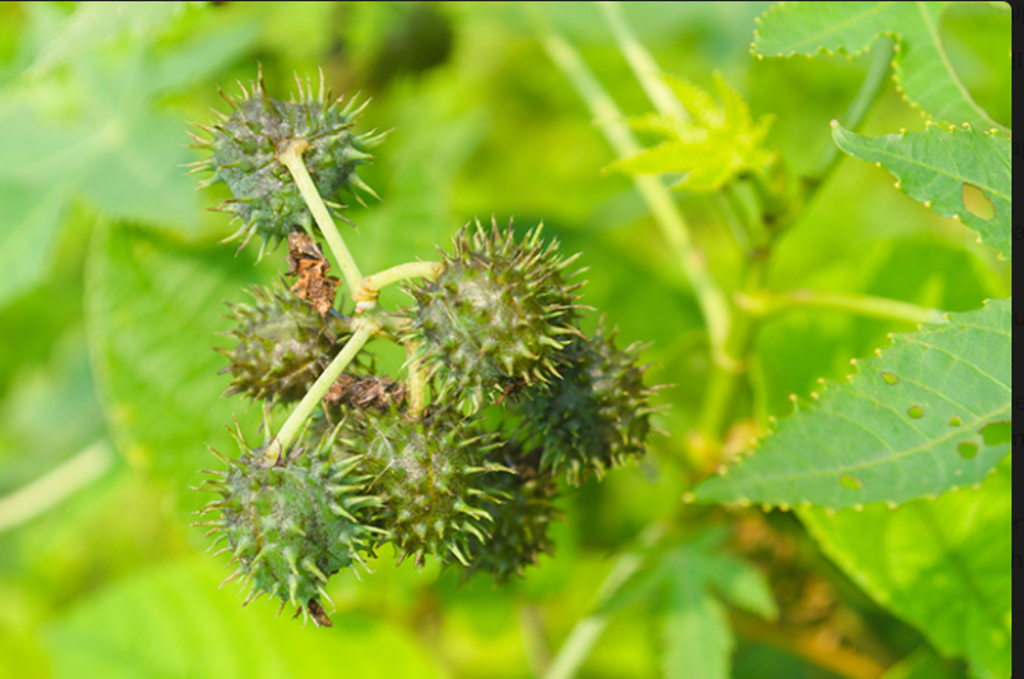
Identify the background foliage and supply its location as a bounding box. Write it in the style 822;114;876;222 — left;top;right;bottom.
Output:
0;3;1010;678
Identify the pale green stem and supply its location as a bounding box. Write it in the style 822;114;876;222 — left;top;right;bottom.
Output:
264;321;377;464
597;2;689;123
542;552;645;679
0;439;114;533
354;260;443;305
537;16;731;364
738;290;948;326
278;140;364;295
406;342;428;420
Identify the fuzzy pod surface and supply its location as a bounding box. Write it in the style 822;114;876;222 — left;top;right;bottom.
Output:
219;283;357;403
517;324;654;485
348;407;510;567
189;69;384;256
404;220;584;413
195;425;377;626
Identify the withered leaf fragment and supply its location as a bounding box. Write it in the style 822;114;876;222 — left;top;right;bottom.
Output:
287;230;339;319
324;374;408;412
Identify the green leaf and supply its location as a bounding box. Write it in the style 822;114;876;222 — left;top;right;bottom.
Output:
663;569;732;679
44;558;449;679
753;1;1009;132
831;122;1011;261
695;299;1010;510
0;185;64;308
601;532;777;679
800;456;1011;679
85;222;270;491
605;73;775;192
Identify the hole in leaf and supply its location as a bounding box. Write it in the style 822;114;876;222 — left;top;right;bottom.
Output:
958;441;979;459
907;405;924;419
948;416;962;427
881;372;898;385
839;475;862;490
962;184;995;221
979;420;1011;446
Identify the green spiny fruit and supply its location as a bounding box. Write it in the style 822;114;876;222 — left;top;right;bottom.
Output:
217;282;359;403
347;407;510;567
187;67;385;257
404;219;585;413
194;423;379;626
455;443;559;582
517;322;655;486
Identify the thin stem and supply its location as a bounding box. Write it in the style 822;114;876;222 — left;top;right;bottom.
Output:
536;15;731;364
406;343;428;419
264;321;377;463
597;2;689;123
738;289;947;326
354;260;443;305
0;439;114;533
542;553;645;679
805;37;894;191
278;140;364;295
542;523;665;679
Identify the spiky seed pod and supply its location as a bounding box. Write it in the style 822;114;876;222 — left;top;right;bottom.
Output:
218;283;360;403
454;443;560;582
517;322;655;486
194;423;379;626
188;68;385;256
347;407;510;567
404;219;585;413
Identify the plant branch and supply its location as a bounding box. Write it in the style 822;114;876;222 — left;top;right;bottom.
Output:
264;320;377;463
0;439;114;533
354;260;442;306
597;2;690;123
805;36;894;192
278;139;364;296
535;12;731;365
406;342;428;419
737;289;947;326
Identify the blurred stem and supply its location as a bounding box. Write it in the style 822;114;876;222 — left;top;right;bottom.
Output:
805;36;894;193
279;139;364;297
264;321;377;463
0;439;114;533
693;252;767;466
543;554;645;679
543;524;664;679
597;2;690;122
519;605;552;676
534;9;731;368
738;290;947;326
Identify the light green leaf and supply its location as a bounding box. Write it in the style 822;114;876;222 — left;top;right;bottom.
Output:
695;299;1010;510
832;122;1011;260
85;222;270;490
606;73;775;193
0;185;64;307
600;532;776;679
28;2;188;75
753;2;1010;132
45;558;449;679
800;456;1011;679
664;569;732;679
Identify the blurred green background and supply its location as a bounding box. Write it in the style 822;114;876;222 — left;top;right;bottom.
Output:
0;3;1010;678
